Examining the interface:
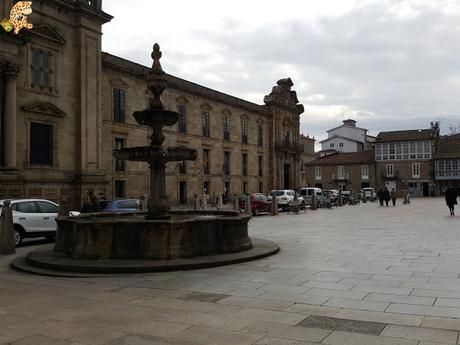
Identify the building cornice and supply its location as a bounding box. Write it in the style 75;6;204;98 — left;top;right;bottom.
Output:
102;52;270;116
35;0;113;24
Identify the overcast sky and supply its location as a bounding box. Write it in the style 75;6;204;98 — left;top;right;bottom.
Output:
102;0;460;146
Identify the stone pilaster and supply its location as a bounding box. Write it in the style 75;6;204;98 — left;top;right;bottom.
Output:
0;61;20;170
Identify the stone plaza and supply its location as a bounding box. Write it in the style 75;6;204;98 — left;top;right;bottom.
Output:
1;198;460;345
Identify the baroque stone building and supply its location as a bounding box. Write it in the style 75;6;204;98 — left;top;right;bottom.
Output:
0;0;306;208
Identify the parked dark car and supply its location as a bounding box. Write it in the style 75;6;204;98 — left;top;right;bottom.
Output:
238;193;272;216
100;199;140;212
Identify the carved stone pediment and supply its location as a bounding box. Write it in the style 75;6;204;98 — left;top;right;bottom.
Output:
25;23;66;45
222;109;232;116
200;103;213;112
176;96;189;104
111;78;129;89
21;102;66;117
264;78;305;114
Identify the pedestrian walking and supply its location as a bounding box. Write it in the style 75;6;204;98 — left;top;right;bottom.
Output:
377;188;384;206
382;187;390;207
391;188;397;206
81;190;100;213
445;185;458;216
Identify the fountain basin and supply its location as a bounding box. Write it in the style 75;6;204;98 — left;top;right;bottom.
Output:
53;210;253;260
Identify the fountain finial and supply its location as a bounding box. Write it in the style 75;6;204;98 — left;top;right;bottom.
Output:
151;43;165;75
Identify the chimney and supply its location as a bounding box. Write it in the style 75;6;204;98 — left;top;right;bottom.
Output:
343;119;356;127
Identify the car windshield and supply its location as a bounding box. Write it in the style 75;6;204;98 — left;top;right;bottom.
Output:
287;191;294;196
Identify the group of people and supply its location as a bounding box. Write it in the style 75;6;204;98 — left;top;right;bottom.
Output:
377;187;410;207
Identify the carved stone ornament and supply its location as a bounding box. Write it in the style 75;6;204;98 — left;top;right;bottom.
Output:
263;77;305;114
21;101;66;117
0;60;21;79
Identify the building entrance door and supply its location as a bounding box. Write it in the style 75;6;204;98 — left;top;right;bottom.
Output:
284;164;290;189
423;182;429;197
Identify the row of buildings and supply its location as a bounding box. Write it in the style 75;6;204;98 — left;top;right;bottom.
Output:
304;120;460;197
0;0;457;208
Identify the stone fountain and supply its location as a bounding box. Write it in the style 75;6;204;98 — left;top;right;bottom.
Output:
12;44;279;275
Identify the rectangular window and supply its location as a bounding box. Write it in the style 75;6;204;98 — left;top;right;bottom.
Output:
338;166;345;179
31;49;52;89
315;167;321;180
115;138;125;171
30;122;53;166
330;143;335;148
177;105;187;133
114;181;125;198
412;163;420;178
242;121;248;144
386;164;394;177
203;181;210;195
202;112;210;137
258;125;263;146
113;88;126;123
179;181;187;204
203;149;210;174
223;117;230;140
224;151;230;175
339;142;344;148
361;165;369;179
258;155;263;177
178;160;186;174
242;153;248;176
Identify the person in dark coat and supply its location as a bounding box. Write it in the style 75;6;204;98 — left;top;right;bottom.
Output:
377;188;384;206
80;191;100;213
445;186;458;216
390;188;397;206
382;187;391;207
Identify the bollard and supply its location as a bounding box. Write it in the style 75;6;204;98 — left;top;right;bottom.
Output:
201;194;207;210
245;195;252;215
216;194;223;210
271;192;279;216
0;200;16;255
234;197;240;212
311;192;317;210
193;194;201;210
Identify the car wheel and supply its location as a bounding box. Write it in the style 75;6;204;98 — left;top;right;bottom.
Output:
45;235;56;241
13;226;23;246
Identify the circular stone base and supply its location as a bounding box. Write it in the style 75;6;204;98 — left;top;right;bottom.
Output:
11;238;279;277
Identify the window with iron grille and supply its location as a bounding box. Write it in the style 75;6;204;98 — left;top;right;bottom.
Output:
258;155;263;177
115;138;125;171
202;112;210;137
31;49;52;90
114;181;125;198
223;117;230;140
258;125;263;146
242;121;248;144
203;149;210;174
224;151;230;175
242;153;248;176
412;163;420;178
30;122;53;166
386;164;394;177
113;88;126;123
177;105;187;133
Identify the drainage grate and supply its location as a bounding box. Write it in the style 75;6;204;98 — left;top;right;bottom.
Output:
297;315;388;335
178;292;229;303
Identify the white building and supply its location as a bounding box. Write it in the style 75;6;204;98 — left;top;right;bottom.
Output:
320;119;375;153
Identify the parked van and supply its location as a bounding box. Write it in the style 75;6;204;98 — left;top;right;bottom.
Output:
299;187;325;208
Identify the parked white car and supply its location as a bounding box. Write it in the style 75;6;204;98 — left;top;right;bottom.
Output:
299;187;326;208
269;190;304;211
0;199;59;246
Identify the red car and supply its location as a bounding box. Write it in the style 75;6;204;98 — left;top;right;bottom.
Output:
238;193;272;216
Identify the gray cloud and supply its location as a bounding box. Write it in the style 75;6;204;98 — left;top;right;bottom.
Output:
102;1;460;144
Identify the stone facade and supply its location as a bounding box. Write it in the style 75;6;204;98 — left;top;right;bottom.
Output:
0;0;305;208
305;151;376;192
